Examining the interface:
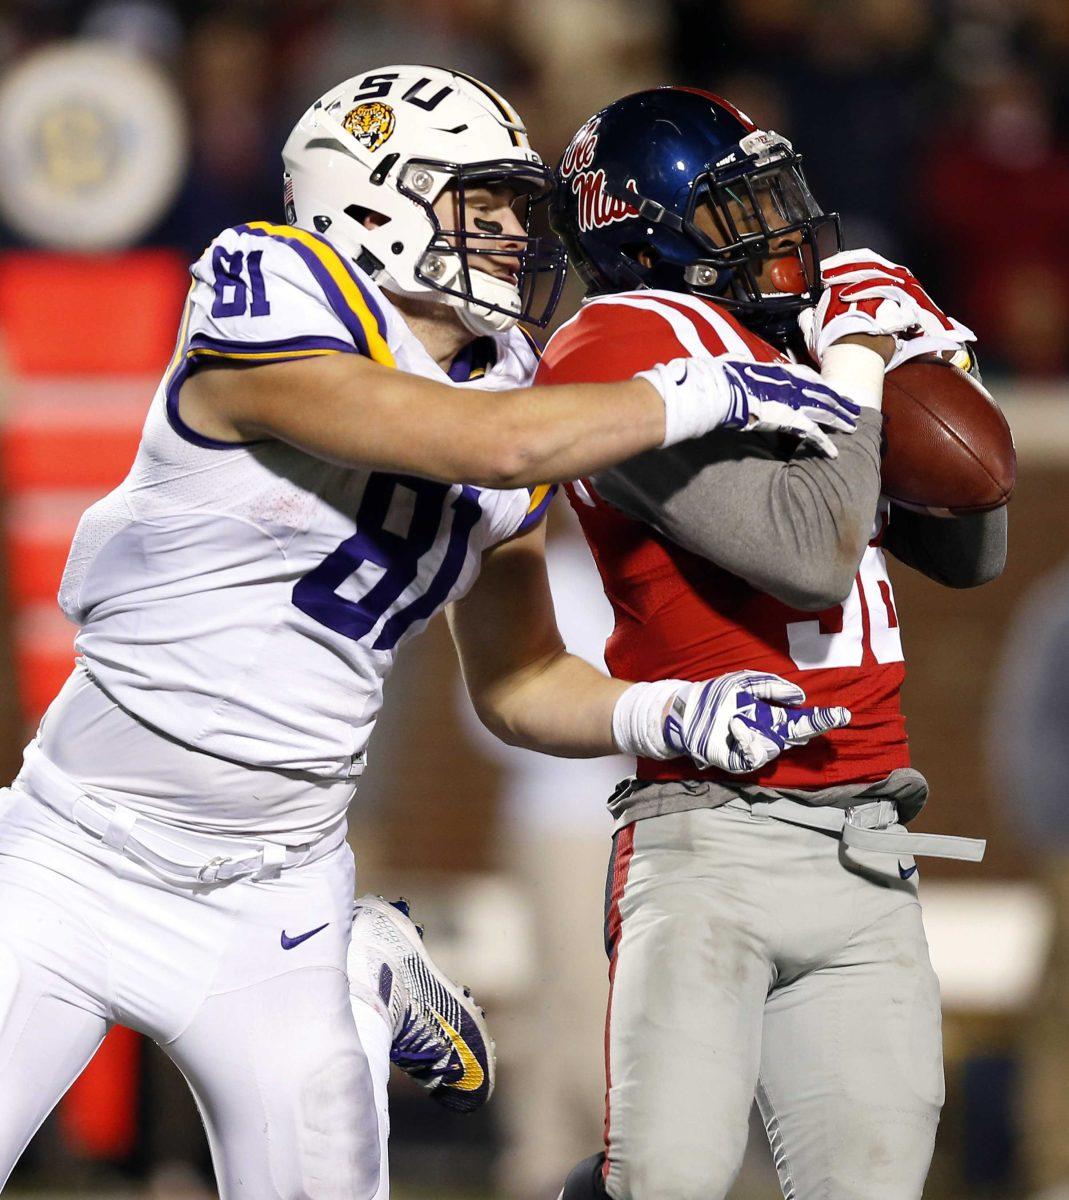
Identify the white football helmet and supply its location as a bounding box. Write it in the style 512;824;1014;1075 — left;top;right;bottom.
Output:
282;65;566;335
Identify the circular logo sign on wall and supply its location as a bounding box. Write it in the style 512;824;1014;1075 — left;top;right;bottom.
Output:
0;40;189;250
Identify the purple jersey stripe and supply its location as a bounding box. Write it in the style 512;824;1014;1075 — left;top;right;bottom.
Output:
164;357;267;451
447;336;498;382
276;239;370;357
515;484;557;534
187;332;356;359
517;325;544;360
234;223;390;356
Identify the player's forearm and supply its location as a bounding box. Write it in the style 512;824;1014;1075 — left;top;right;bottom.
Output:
221;355;665;487
593;412;884;612
470;648;628;758
357;374;666;488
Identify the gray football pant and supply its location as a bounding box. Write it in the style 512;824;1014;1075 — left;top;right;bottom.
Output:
603;801;943;1200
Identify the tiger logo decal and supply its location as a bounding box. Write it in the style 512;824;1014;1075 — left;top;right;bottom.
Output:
343;102;396;153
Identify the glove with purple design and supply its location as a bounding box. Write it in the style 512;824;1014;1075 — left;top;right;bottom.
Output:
635;355;860;457
719;359;861;459
612;671;851;775
665;671;851;773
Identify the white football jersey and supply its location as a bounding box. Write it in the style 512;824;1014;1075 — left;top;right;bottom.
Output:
58;222;552;795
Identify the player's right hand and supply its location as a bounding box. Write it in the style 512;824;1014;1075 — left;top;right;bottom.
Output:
663;670;852;774
799;249;976;371
635;356;859;458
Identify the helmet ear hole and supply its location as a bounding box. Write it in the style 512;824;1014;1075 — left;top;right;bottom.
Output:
345;204;391;230
623;242;657;270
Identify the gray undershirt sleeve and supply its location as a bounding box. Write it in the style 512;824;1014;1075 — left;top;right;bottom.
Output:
882;504;1007;587
591;410;884;612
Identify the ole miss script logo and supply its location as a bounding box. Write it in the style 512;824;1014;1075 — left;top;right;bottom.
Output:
560;116;640;233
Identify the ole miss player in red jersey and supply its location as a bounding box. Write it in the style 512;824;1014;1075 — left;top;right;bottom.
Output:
548;89;1007;1200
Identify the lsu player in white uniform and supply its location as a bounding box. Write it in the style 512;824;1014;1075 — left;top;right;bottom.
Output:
0;66;859;1198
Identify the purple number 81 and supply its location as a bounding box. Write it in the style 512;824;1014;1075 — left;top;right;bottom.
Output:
211;247;271;318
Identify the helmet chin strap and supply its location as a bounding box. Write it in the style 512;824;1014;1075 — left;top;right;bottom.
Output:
455;268;522;336
401;246;523;336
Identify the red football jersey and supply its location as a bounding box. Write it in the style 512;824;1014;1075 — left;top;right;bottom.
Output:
539;291;909;789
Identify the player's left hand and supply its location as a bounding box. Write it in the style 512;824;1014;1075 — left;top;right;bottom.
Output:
663;670;851;774
800;249;976;371
719;359;861;459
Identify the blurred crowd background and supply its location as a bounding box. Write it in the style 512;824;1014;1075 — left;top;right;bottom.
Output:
4;0;1069;374
0;1;1067;1197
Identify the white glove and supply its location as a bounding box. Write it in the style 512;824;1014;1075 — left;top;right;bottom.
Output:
612;671;851;775
635;355;860;458
799;249;976;371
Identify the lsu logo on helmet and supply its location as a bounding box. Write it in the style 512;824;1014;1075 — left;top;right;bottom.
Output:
343;101;396;152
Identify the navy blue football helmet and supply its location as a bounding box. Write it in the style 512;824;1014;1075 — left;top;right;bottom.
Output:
550;87;842;344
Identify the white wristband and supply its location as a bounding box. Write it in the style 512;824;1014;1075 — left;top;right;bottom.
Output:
634;359;730;447
612;679;688;759
819;343;886;411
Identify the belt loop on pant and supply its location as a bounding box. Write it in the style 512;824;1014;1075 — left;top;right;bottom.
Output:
256;841;286;881
843;800;898;831
100;803;138;852
16;740;346;887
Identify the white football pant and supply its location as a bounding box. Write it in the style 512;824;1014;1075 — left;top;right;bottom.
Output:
0;779;386;1199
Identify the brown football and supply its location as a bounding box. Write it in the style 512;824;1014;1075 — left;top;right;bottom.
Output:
879;356;1016;514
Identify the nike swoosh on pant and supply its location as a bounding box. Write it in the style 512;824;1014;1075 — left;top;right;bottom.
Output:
280;922;330;950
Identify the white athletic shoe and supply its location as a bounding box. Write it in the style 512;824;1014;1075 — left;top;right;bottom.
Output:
349;894;495;1113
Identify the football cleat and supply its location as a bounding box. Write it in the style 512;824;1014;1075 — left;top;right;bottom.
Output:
349;894;495;1113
